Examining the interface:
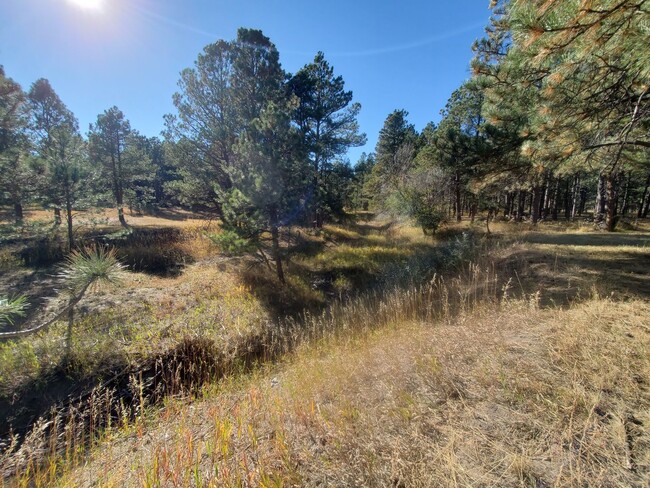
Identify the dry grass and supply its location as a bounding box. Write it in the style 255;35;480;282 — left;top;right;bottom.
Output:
15;207;215;231
2;215;649;486
46;294;650;487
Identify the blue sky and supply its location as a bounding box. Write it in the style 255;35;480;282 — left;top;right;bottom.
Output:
1;0;490;164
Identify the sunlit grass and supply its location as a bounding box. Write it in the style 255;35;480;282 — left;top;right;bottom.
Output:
3;213;650;486
50;295;650;487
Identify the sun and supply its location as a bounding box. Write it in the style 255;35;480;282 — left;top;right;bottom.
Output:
66;0;103;10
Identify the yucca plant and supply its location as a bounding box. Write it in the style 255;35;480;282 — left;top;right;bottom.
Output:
58;246;125;362
0;295;27;327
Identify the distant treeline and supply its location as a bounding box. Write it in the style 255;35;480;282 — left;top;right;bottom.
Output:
366;0;649;234
1;0;649;281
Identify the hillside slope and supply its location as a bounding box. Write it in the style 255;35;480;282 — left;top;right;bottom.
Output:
53;298;648;487
50;228;650;487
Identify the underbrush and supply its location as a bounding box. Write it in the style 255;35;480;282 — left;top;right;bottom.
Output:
2;217;647;486
0;223;487;483
11;288;649;486
1;257;502;484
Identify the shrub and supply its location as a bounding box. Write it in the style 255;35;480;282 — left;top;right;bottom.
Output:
412;202;446;236
207;230;256;256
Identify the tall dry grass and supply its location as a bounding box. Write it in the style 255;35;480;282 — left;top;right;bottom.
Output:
1;255;503;485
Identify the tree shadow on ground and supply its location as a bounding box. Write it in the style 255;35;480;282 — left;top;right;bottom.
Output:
498;231;650;307
523;232;650;248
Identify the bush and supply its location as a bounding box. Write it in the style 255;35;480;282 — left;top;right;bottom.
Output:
412;203;446;236
207;230;255;256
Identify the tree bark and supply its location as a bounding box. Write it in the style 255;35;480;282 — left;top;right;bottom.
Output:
552;179;561;220
605;172;619;232
454;172;462;223
515;191;525;222
638;175;650;218
620;171;632;216
14;202;23;225
270;206;285;284
54;208;62;226
595;174;607;221
112;145;129;229
571;174;580;219
64;182;74;251
531;186;542;225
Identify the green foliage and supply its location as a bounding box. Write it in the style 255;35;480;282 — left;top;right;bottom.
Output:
207;230;255;256
28;78;90;247
0;295;27;326
0;66;35;223
58;246;126;296
365;110;420;212
411;198;446;236
288;51;366;223
89;107;153;227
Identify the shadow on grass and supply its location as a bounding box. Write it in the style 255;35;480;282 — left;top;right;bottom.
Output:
498;231;650;306
523;232;650;248
240;228;456;321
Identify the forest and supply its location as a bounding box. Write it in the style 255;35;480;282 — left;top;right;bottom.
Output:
0;0;649;486
2;1;648;282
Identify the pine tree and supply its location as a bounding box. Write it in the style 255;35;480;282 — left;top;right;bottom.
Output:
167;28;287;217
89;107;151;227
28;79;88;249
288;52;366;225
367;110;418;212
478;0;650;230
0;67;33;224
224;101;309;283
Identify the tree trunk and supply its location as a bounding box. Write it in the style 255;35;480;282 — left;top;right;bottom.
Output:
54;208;62;226
552;179;561;220
454;172;462;223
113;148;129;229
638;175;650;218
579;187;587;215
541;177;551;219
620;171;632;216
516;191;525;222
65;184;74;251
605;172;619;232
14;202;23;225
270;207;285;284
595;174;606;221
563;179;571;220
531;186;542;225
118;207;128;228
571;174;580;219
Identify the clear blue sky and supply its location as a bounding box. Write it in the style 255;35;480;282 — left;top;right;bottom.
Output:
1;0;490;164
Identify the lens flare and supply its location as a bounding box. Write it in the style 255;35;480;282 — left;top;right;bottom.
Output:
66;0;103;11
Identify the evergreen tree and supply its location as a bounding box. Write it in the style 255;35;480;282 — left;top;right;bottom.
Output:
0;67;33;224
288;52;366;225
367;109;419;212
431;82;485;222
351;152;375;211
224;101;309;283
28;79;88;249
166;28;286;217
476;0;650;230
89;107;151;227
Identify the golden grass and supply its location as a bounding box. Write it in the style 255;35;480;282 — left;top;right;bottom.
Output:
49;295;650;487
16;207;215;231
3;215;650;486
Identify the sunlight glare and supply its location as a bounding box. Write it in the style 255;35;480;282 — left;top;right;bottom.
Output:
66;0;104;11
